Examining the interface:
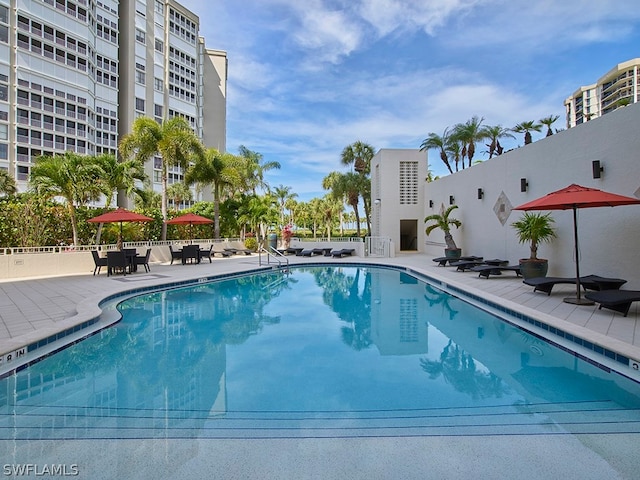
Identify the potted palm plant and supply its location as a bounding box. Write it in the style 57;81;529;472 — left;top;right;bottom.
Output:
511;212;556;279
425;204;462;259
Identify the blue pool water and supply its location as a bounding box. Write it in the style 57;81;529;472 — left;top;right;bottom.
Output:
1;265;640;441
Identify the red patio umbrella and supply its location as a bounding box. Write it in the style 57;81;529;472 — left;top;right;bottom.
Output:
88;208;154;248
165;212;213;243
514;184;640;305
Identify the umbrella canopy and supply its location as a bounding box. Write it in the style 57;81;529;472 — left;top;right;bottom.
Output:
514;184;640;304
165;213;213;242
88;208;154;247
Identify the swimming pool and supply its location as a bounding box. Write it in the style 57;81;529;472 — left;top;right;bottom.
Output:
1;264;640;476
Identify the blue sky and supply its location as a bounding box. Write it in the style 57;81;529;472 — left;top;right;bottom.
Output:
180;0;640;202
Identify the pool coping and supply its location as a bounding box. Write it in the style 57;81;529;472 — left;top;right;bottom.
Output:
1;259;639;384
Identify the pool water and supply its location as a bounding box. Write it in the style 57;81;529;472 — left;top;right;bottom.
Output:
1;265;640;441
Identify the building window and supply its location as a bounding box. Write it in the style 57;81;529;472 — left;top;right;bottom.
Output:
154;104;163;117
155;1;164;15
0;124;7;140
399;161;418;205
154;77;164;92
0;84;7;102
0;144;6;160
155;39;164;53
135;29;146;44
135;70;146;85
135;97;145;112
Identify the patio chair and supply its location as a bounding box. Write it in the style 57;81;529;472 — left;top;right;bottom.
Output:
212;244;233;257
92;250;108;276
471;264;522;278
134;248;152;273
182;244;200;264
584;290;640;317
330;248;355;258
169;245;183;265
524;275;627;295
199;245;213;263
301;248;325;257
107;250;128;276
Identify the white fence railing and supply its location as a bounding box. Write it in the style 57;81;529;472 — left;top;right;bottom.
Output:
365;236;391;257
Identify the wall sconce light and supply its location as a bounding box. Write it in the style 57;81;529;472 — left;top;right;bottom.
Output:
449;195;455;205
592;160;604;179
374;198;381;205
429;200;433;208
520;178;528;192
477;188;484;200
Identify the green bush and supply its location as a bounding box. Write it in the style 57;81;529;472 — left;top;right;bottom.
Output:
244;237;258;251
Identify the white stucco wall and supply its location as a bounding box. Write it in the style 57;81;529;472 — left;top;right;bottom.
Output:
419;103;640;288
371;149;427;254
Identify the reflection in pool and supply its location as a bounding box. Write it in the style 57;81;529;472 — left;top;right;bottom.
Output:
1;265;640;443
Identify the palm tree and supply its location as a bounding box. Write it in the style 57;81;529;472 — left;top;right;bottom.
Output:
273;184;297;227
29;152;104;245
539;115;560;137
340;141;375;235
119;116;205;240
166;182;193;209
0;169;17;196
452;116;486;168
340;140;375;175
323;171;365;237
93;153;146;208
445;138;463;172
513;120;542;145
237;145;280;195
420;129;454;174
482;125;515;158
424;204;462;252
185;148;241;238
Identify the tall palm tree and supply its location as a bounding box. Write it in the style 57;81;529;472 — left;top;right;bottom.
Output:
340;140;375;174
0;169;17;196
323;171;365;237
93;153;146;208
273;184;297;227
539;115;560;137
29;152;103;245
513;121;542;145
185;148;241;238
237;145;280;195
452;116;486;168
420;129;454;174
445;139;463;172
119;116;204;240
341;141;375;234
482;125;515;158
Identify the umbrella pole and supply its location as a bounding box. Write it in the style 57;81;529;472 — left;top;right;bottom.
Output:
564;206;594;305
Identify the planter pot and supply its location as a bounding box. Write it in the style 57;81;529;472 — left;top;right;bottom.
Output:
445;248;462;259
519;259;548;279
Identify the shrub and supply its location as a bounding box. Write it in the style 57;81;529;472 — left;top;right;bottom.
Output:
244;237;258;251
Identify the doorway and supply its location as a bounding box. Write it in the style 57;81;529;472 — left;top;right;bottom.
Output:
400;219;418;251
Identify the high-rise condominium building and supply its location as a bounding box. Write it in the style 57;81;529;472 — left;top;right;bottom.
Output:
0;0;227;205
564;58;639;129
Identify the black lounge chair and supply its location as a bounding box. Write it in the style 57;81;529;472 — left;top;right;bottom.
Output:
212;245;232;257
182;244;200;264
432;255;482;267
331;248;355;258
286;247;304;256
91;250;108;275
471;264;521;278
301;248;325;257
450;260;485;272
134;248;152;273
524;275;627;295
584;290;640;317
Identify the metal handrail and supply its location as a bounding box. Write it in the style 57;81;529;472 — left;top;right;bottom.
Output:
257;245;289;269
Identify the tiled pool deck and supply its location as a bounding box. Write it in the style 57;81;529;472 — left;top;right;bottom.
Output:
1;252;639;479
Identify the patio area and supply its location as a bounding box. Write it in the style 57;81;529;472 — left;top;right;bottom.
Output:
1;252;639;479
